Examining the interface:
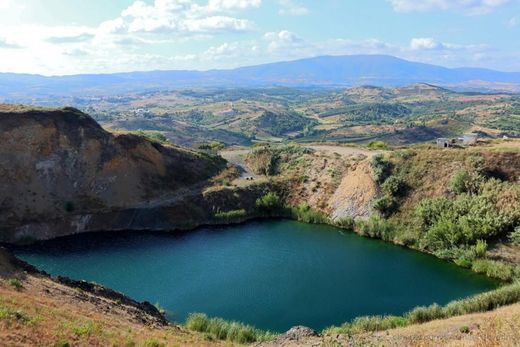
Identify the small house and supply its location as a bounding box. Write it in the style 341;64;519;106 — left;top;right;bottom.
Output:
436;138;452;148
462;133;478;145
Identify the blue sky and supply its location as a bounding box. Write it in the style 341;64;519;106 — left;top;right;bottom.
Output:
0;0;519;75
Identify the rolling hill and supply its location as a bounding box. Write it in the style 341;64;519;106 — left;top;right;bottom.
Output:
1;55;520;100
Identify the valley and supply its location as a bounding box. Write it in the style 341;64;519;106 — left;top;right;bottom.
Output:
0;104;519;346
59;84;520;148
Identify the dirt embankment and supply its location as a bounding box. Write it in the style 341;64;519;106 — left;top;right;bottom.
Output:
0;247;224;346
0;107;239;243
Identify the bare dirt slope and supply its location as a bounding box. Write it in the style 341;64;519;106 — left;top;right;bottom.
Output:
0;106;226;243
0;248;221;347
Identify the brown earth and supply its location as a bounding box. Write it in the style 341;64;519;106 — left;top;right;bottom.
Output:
0;248;222;347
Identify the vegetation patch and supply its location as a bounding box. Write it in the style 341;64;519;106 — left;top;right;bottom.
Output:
186;313;275;344
326;282;520;335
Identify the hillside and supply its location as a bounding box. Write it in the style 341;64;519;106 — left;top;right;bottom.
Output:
0;106;233;242
27;84;514;148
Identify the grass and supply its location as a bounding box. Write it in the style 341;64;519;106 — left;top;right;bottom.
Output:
471;259;516;282
186;313;276;344
213;209;247;221
0;302;33;326
325;281;520;335
7;279;23;291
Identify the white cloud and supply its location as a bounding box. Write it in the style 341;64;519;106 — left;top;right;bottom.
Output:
0;37;21;49
115;0;256;33
0;0;12;10
278;0;309;16
206;0;262;11
388;0;512;15
410;37;444;50
264;30;305;52
183;16;254;32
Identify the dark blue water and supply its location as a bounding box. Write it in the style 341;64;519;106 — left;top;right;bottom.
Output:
13;220;497;332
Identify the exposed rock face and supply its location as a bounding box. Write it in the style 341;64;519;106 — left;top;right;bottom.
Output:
329;161;380;221
0;106;226;242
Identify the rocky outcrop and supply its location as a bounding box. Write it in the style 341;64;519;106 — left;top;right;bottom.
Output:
329;161;380;221
0;106;227;242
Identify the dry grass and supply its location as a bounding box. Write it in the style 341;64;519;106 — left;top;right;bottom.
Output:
0;275;223;346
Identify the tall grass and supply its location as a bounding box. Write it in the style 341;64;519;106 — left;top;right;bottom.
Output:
326;282;520;335
185;313;276;344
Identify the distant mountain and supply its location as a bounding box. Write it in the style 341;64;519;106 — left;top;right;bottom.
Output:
1;55;520;99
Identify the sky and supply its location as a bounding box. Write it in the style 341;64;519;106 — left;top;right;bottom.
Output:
0;0;519;75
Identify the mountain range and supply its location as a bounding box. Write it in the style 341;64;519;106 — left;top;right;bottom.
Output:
1;55;520;98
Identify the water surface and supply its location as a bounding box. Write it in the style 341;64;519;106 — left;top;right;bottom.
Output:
14;220;497;332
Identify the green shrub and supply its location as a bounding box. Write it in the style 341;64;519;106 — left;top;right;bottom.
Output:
449;170;485;195
371;154;392;184
416;188;517;252
134;130;169;145
473;239;488;259
373;196;396;216
407;303;445;324
471;259;514;282
255;192;283;215
357;215;395;241
143;339;165;347
185;313;275;343
214;209;247;221
290;203;328;224
509;226;520;245
335;217;355;231
454;257;473;268
0;304;32;325
381;176;407;197
450;170;471;194
367;141;388;150
7;278;23;290
460;326;470;334
443;282;520;316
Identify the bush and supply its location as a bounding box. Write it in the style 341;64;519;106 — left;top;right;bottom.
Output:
290;203;329;224
255;192;283;215
509;226;520;245
473;239;488;259
373;196;396;216
407;303;445;324
471;259;514;282
449;170;484;195
371;154;392;184
381;176;407;197
335;217;355;231
357;215;395;241
367;141;388;150
416;185;517;253
450;170;471;194
185;313;275;343
143;339;165;347
7;278;23;290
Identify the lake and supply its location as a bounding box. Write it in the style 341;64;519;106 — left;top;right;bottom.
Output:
13;220;497;332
